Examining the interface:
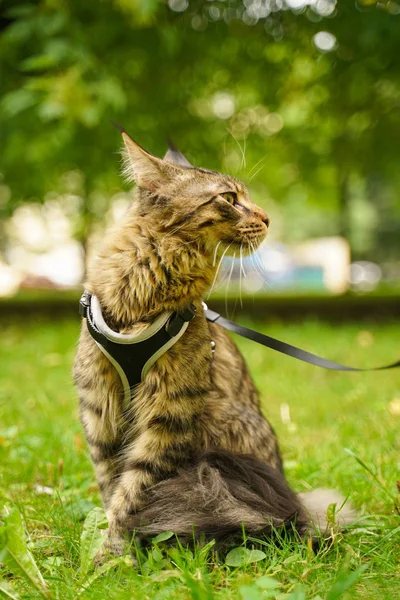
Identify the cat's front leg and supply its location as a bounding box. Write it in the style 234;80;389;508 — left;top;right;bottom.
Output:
103;424;196;556
79;397;123;508
74;338;125;508
101;469;152;558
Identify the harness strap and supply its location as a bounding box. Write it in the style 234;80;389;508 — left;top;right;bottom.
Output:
205;307;400;372
79;292;196;407
80;290;399;408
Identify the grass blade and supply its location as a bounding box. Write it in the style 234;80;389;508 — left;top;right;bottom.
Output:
344;448;399;506
76;555;134;597
79;507;108;579
326;564;368;600
0;507;48;598
0;579;21;600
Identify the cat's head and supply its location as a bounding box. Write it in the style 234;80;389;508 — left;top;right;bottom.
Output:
122;132;269;257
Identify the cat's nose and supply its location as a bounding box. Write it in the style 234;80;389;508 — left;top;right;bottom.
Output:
258;211;270;228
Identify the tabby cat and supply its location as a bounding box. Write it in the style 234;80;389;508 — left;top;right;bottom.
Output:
73;132;351;556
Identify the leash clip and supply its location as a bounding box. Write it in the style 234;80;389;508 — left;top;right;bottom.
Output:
79;291;92;318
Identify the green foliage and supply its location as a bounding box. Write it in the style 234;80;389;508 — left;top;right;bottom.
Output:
0;504;375;599
1;1;400;258
78;507;108;579
225;548;267;567
0;504;132;599
0;578;21;600
0;507;49;598
325;563;368;600
151;531;175;544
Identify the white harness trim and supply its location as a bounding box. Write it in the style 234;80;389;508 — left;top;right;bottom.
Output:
91;295;171;343
89;295;191;409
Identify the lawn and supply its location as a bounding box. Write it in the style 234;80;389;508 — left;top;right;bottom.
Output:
0;314;399;599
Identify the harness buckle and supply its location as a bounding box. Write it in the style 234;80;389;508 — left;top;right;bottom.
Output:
166;303;196;337
79;291;92;318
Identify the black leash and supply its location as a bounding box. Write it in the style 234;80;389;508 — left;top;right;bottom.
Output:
205;307;400;372
80;291;399;376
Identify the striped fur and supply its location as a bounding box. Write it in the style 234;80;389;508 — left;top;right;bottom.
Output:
73;135;350;557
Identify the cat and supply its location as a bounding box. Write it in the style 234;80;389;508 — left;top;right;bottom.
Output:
73;132;353;556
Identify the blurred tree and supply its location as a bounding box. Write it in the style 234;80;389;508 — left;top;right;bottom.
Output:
0;0;399;260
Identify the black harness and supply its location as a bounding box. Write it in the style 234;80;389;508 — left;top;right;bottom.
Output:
79;291;196;406
80;291;400;406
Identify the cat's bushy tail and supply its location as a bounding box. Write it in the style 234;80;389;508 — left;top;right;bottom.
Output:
127;450;335;540
299;488;356;531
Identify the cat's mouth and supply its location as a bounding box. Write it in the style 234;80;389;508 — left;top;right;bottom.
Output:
221;228;267;249
217;234;266;257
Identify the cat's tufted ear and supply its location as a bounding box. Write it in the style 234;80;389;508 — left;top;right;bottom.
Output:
163;143;193;168
122;132;179;192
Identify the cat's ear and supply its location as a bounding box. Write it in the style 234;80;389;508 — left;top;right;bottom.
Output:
163;142;193;168
122;133;179;192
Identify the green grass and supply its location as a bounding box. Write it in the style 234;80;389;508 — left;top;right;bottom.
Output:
1;315;399;599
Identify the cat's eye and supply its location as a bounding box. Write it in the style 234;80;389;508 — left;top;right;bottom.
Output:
220;192;237;205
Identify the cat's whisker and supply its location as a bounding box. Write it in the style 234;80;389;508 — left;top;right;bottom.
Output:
225;252;236;317
227;128;246;172
250;254;262;281
245;241;252;269
248;164;268;184
239;244;244;309
178;235;201;248
161;221;189;241
212;256;233;290
240;244;247;279
207;242;232;299
251;242;266;274
253;247;267;279
245;241;257;304
248;155;268;178
256;253;270;281
213;240;222;267
248;240;256;260
249;242;275;291
249;242;264;279
248;157;268;183
242;135;247;172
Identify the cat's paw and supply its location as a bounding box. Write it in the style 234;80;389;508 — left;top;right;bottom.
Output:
94;528;123;565
94;528;136;567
